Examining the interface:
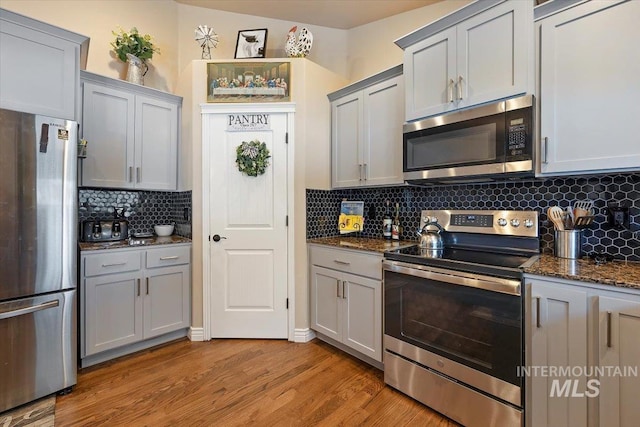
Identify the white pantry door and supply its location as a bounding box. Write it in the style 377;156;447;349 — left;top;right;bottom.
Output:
208;110;289;338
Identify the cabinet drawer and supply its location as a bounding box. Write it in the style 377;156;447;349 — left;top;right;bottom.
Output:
146;246;190;268
309;246;382;280
84;252;141;277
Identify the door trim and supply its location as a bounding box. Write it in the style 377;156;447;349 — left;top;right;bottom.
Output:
201;103;296;341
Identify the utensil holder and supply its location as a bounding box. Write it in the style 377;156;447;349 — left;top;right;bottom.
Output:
555;229;583;259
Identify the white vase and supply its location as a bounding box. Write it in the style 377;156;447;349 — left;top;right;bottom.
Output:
125;53;145;85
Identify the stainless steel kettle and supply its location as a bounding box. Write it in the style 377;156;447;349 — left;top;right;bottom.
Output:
416;220;444;250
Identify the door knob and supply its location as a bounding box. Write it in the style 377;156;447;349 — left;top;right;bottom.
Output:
212;234;227;242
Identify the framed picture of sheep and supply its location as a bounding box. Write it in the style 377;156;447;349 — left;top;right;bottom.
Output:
234;29;268;59
206;61;290;103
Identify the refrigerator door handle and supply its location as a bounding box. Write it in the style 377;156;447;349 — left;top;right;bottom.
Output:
0;300;59;320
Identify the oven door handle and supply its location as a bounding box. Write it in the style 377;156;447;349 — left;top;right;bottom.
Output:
382;260;521;296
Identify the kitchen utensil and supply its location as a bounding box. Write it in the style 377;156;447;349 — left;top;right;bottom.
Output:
154;224;174;237
573;215;595;229
416;220;444;249
564;205;574;229
547;206;565;231
574;200;594;218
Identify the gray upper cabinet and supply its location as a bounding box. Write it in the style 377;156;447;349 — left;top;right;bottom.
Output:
329;66;404;189
537;0;640;176
80;71;181;191
0;8;89;121
397;0;533;122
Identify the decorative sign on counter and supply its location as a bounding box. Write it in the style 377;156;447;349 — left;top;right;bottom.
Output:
339;201;364;234
227;113;270;131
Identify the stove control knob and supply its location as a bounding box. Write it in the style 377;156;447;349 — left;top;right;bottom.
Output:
524;219;534;228
510;218;521;227
497;218;508;227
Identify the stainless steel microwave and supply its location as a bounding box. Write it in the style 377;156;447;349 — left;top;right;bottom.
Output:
403;95;534;185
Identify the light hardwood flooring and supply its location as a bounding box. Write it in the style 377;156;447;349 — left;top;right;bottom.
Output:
56;338;457;426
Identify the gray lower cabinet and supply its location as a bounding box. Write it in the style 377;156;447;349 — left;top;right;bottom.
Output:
85;271;143;355
524;274;640;427
596;293;640;427
81;244;190;365
525;277;588;427
309;245;382;366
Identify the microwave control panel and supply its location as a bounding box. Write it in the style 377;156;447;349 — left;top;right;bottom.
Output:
507;117;527;156
505;104;533;160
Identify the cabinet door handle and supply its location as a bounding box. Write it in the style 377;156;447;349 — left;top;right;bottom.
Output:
342;281;346;299
102;262;126;267
363;163;367;181
129;166;133;183
136;167;141;183
137;278;141;296
542;137;549;164
535;296;541;328
336;280;341;298
457;76;463;100
448;78;454;103
159;256;179;260
358;164;363;181
146;277;150;295
606;311;612;348
333;260;351;265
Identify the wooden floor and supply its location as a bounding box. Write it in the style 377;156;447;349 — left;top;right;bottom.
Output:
56;338;457;426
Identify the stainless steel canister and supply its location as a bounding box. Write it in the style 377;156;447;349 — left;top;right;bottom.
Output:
555;229;583;259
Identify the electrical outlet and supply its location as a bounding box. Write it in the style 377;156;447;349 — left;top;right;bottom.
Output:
607;204;630;229
183;207;189;221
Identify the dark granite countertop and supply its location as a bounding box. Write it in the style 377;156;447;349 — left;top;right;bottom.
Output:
524;254;640;290
308;238;640;290
307;236;416;254
79;235;192;251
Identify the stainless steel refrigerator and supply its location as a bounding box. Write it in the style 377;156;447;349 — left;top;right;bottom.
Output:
0;108;77;412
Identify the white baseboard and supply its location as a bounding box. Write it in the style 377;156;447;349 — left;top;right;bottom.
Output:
293;328;316;343
188;327;205;341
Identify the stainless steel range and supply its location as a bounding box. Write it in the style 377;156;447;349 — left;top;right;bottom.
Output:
383;209;539;427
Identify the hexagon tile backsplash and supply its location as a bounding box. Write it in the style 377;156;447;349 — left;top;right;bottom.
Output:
307;173;640;261
79;189;192;238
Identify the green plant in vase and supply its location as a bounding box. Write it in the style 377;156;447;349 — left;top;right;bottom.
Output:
111;27;159;83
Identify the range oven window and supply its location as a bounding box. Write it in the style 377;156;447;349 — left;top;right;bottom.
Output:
384;270;522;386
404;113;505;171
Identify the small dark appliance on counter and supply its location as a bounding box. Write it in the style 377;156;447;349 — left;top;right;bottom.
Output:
81;219;129;242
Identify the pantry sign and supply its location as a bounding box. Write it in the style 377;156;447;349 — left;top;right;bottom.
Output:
227;113;270;131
